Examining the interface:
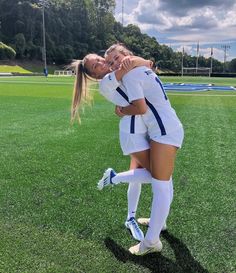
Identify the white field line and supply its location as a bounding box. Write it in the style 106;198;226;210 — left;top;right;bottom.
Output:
89;88;236;97
0;80;72;85
166;93;236;97
0;81;235;96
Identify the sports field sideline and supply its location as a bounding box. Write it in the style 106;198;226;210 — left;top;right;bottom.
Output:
0;76;235;273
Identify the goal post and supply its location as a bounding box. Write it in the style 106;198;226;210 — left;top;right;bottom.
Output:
182;67;211;77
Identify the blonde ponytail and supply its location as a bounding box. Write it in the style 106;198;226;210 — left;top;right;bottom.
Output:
71;60;87;123
70;54;102;123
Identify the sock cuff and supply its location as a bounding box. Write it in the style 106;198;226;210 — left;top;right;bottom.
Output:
151;178;171;193
151;178;171;184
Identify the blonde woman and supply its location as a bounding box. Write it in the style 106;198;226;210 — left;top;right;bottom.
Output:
100;43;184;255
71;52;155;242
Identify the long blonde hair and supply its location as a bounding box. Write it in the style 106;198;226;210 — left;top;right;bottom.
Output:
70;55;96;123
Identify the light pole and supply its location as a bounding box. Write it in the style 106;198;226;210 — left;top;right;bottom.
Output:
196;41;199;73
122;0;124;26
39;0;49;76
210;46;213;76
181;46;184;77
221;45;230;73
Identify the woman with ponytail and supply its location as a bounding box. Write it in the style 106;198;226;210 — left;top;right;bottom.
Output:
70;51;154;242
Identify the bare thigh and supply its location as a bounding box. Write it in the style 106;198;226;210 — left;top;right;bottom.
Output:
150;140;178;180
130;149;150;171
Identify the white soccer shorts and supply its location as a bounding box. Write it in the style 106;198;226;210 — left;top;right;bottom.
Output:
119;131;150;155
150;126;184;148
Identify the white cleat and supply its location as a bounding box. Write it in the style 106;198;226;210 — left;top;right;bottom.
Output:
137;217;150;226
125;217;144;241
97;168;116;190
137;217;167;231
129;240;163;256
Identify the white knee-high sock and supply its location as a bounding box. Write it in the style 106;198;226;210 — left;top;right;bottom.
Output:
145;178;171;246
127;183;142;220
111;168;152;185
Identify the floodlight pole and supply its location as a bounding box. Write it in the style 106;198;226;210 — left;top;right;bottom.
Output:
221;44;230;73
196;41;199;74
210;57;213;76
181;46;184;77
210;47;213;76
39;0;49;77
42;5;47;76
122;0;124;26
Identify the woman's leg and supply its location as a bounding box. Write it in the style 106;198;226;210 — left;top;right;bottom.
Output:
97;149;151;241
126;156;142;220
125;152;151;241
145;141;177;244
120;150;150;220
101;149;151;186
150;141;177;180
130;141;178;254
131;149;150;171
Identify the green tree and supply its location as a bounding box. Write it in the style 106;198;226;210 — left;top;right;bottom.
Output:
14;33;26;58
228;58;236;72
0;0;228;71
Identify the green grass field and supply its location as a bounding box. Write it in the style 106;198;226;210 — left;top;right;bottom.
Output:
0;62;60;74
0;76;235;273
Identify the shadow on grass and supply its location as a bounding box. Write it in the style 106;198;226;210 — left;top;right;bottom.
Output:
104;230;209;273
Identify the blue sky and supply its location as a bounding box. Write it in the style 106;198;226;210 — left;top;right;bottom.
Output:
114;0;236;62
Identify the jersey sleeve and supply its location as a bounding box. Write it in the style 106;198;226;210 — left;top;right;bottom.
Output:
122;68;145;102
99;71;120;97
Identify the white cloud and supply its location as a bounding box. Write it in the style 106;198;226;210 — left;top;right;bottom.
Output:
118;0;236;40
115;0;236;60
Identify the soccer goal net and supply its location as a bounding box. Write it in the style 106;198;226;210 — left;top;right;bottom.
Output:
54;70;74;76
182;67;211;77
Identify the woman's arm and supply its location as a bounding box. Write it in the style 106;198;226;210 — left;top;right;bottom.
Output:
116;98;147;117
114;56;152;81
123;56;153;71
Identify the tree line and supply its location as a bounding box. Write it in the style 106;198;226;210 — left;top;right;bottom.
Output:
0;0;235;73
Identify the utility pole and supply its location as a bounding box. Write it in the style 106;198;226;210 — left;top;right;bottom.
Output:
210;46;213;76
39;0;49;77
181;46;184;77
196;41;199;73
221;44;230;73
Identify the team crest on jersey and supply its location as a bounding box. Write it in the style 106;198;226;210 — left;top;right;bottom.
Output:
144;69;152;75
108;75;112;80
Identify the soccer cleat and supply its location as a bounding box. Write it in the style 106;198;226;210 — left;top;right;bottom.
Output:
137;217;150;226
125;217;144;241
129;240;163;255
97;168;117;190
137;217;167;231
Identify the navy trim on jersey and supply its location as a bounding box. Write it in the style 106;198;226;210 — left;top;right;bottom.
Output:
130;115;135;134
155;77;168;100
116;87;130;103
145;98;166;135
116;87;135;134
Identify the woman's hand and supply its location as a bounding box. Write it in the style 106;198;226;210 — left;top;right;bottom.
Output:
115;105;126;117
120;56;133;71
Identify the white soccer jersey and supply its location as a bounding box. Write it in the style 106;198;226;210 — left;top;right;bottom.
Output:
99;71;147;134
99;72;128;107
122;67;183;137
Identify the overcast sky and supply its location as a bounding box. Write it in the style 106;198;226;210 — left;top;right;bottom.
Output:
115;0;236;62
